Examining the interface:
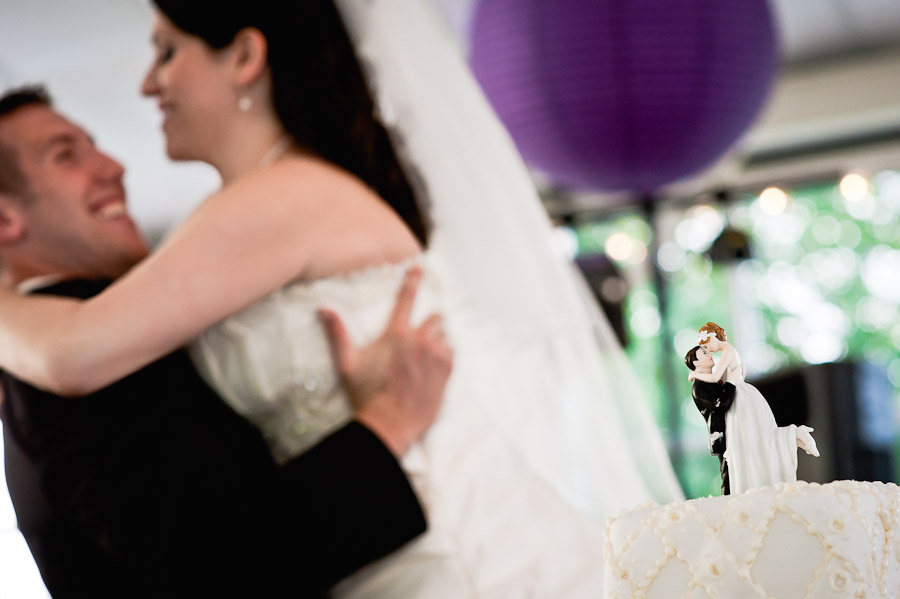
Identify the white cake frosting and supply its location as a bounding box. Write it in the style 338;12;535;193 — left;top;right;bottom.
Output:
603;480;900;598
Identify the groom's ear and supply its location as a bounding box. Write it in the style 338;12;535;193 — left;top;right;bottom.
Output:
0;197;27;246
230;27;269;87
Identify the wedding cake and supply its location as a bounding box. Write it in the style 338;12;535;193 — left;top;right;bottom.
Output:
603;479;900;598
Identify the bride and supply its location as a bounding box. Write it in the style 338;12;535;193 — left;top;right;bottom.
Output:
0;0;681;595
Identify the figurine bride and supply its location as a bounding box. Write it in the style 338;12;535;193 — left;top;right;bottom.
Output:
688;322;819;494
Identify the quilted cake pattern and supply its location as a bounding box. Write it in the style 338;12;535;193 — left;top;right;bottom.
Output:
604;480;900;598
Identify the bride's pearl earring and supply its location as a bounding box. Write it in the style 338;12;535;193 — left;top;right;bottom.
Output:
238;96;252;112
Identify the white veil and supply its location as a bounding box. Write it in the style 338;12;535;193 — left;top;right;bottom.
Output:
335;0;683;517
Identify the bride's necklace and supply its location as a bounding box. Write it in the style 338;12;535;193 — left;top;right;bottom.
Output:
258;135;292;168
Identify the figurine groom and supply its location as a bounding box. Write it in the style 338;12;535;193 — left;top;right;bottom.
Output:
685;345;735;495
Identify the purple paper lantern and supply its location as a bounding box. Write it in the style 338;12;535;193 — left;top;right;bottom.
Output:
469;0;779;193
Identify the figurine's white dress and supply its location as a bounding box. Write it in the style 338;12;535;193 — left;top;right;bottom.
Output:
721;357;800;494
189;259;607;599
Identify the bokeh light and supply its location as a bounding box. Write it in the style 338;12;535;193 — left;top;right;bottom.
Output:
631;306;662;338
627;241;648;265
840;172;870;203
838;220;862;248
861;246;900;302
658;242;686;272
802;248;858;292
674;205;725;253
605;232;635;262
811;214;841;245
800;333;845;364
759;187;788;215
600;277;629;303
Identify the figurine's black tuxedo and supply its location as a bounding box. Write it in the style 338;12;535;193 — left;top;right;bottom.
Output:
692;379;736;495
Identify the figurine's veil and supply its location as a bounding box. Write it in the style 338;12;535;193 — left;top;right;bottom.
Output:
334;0;683;516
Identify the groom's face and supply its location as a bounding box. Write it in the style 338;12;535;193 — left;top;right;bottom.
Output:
0;104;149;281
693;346;714;372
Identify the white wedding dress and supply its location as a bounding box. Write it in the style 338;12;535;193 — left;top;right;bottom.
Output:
188;2;682;595
721;358;801;494
190;258;607;598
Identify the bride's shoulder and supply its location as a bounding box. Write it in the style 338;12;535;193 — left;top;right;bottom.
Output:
211;155;419;277
205;155;396;225
721;343;743;363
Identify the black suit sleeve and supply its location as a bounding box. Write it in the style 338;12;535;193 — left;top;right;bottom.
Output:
692;382;716;413
692;381;736;413
692;380;736;457
718;382;736;411
10;279;427;598
271;421;426;595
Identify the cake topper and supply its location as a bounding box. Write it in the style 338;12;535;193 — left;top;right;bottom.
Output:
685;322;819;494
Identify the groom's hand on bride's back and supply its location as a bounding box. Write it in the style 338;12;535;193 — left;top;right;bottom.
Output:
319;266;453;457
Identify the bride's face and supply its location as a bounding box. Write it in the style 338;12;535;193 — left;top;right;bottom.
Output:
140;12;233;162
704;336;722;352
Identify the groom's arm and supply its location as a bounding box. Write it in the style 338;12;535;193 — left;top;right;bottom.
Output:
717;382;736;412
275;421;426;590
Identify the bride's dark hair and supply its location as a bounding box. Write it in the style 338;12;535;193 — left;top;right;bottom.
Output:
151;0;429;246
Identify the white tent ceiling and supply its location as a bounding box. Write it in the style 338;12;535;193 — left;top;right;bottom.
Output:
1;0;899;228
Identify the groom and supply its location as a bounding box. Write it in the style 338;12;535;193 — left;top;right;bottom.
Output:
0;85;450;597
684;345;735;495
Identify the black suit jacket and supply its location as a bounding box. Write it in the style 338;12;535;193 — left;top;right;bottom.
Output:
1;279;425;598
691;380;736;457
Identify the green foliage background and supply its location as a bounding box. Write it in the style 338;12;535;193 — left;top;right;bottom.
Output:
574;172;900;498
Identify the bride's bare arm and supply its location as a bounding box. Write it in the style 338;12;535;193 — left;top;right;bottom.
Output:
0;165;411;395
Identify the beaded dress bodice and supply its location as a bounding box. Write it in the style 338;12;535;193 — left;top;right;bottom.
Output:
189;259;433;464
